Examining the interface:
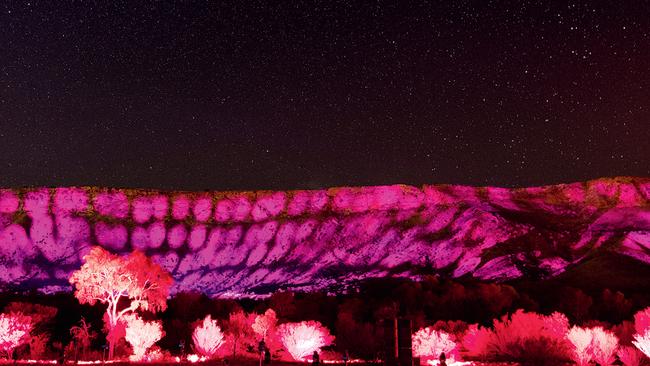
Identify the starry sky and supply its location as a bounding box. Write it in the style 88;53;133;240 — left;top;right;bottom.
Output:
0;1;648;191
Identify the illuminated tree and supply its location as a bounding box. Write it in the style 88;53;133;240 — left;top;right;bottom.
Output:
69;247;173;359
0;312;32;359
412;327;457;362
277;321;334;361
70;317;96;360
4;302;57;360
252;309;277;340
225;310;254;359
192;315;225;358
124;314;164;361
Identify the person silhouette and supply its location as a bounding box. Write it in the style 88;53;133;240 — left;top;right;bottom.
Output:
439;352;447;366
312;351;320;365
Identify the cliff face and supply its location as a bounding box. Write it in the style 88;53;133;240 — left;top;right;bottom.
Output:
0;177;649;296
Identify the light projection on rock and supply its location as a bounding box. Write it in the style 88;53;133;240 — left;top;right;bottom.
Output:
0;178;649;297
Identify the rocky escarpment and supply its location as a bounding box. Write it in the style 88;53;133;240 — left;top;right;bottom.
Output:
0;177;649;297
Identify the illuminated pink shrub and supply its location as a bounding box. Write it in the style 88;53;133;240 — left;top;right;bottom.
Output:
0;312;32;359
633;331;650;359
192;315;225;358
618;345;645;366
634;307;650;335
277;321;334;361
124;314;164;361
252;309;278;339
567;326;593;366
412;327;457;362
567;326;619;366
462;310;570;363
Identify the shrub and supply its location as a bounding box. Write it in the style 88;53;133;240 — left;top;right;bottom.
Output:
461;309;570;365
192;315;225;358
567;326;619;366
124;315;164;361
277;321;334;361
412;327;457;362
619;345;645;366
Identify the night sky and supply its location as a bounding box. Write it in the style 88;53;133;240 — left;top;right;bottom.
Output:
1;1;648;191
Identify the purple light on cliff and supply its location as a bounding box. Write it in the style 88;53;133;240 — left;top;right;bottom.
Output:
0;179;648;296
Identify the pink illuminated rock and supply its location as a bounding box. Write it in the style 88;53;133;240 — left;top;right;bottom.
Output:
172;195;190;220
94;191;129;219
132;197;154;224
0;190;19;214
148;221;166;249
95;222;128;250
168;224;188;249
188;225;207;251
0;178;648;296
152;195;169;219
192;197;212;222
54;187;88;215
251;192;285;221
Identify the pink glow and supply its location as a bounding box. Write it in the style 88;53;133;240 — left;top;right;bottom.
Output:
231;196;252;221
93;191;129;219
172;195;190;220
188;225;207;251
95;222;128;250
132;197;154;224
251;192;285;221
0;191;19;214
54;187;88;215
0;179;647;296
168;224;188;249
152;195;168;219
287;191;310;216
192;197;212;222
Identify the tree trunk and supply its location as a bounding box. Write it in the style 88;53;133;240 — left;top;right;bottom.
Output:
108;337;115;360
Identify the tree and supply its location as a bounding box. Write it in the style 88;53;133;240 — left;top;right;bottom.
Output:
69;247;173;359
70;317;96;360
277;321;334;361
124;314;164;361
4;302;57;360
225;310;254;359
192;315;225;358
412;327;457;362
0;312;32;359
252;309;278;340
